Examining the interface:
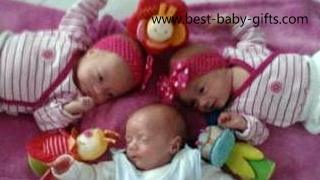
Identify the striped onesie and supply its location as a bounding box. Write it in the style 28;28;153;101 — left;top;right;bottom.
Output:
222;20;320;145
0;0;110;131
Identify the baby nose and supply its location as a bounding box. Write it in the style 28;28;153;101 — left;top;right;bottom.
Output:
198;98;210;112
93;85;102;95
127;140;138;151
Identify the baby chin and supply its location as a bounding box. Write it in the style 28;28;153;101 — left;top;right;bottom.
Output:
129;155;158;171
129;157;146;170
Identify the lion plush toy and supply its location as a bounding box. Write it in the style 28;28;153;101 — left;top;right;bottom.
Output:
127;0;189;55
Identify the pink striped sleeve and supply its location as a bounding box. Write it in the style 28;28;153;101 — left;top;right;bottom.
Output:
33;97;81;131
58;0;107;46
231;17;265;48
235;114;269;145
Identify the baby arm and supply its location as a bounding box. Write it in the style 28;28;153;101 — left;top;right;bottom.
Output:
89;14;125;43
33;96;94;131
58;0;107;46
51;154;114;180
218;112;269;145
230;16;266;48
209;15;265;48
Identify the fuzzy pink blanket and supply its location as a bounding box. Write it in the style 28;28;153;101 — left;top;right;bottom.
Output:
1;0;320;179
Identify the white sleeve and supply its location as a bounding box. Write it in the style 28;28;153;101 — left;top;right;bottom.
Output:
201;161;234;180
58;0;107;46
231;17;266;48
33;97;81;131
52;160;115;180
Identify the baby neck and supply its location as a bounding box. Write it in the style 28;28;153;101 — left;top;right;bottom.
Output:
230;66;250;92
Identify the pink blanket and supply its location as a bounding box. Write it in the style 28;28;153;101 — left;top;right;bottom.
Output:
1;0;320;179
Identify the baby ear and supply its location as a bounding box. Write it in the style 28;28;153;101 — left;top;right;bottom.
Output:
169;136;182;154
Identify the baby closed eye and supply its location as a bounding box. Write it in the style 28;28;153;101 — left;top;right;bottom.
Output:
198;85;206;95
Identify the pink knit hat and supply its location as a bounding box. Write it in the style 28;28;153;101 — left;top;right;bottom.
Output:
158;51;229;103
93;34;153;89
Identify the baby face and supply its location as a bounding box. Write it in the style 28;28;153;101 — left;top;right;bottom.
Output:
179;69;232;112
125;111;175;170
76;49;135;104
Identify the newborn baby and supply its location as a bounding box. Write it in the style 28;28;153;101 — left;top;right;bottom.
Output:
51;104;233;180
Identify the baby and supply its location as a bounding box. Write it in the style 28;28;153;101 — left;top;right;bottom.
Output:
51;104;233;180
159;18;320;145
0;0;148;131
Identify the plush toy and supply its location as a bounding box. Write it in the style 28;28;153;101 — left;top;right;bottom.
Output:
26;128;119;179
196;126;235;167
197;126;275;179
127;0;188;55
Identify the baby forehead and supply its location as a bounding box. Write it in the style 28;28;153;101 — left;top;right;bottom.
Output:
128;105;181;125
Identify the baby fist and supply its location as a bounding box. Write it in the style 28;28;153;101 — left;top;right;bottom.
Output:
78;96;95;111
218;112;247;131
51;154;74;175
63;96;95;115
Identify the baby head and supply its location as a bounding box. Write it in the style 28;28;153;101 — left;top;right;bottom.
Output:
125;104;186;170
159;44;233;112
76;34;147;104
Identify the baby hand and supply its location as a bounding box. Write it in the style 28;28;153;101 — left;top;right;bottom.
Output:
218;112;247;131
50;154;74;175
78;96;95;110
63;96;95;115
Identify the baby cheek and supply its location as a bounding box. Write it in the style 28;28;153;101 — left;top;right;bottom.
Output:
115;79;135;95
136;144;151;156
179;90;195;104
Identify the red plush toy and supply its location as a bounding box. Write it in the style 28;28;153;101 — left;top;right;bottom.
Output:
127;0;189;55
26;128;119;180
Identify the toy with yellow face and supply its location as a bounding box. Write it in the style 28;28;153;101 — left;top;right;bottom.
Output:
128;0;188;55
75;128;118;161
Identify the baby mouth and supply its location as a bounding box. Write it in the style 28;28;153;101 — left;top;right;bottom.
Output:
82;85;92;97
211;100;216;108
130;154;138;160
208;100;217;110
128;155;139;164
83;90;91;97
87;89;98;101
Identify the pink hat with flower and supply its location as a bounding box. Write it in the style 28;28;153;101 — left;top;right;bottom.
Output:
93;34;153;89
158;50;229;103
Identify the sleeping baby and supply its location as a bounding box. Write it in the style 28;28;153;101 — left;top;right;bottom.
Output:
0;0;150;131
51;104;233;180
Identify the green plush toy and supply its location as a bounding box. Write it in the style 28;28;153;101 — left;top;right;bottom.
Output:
197;126;275;179
249;159;276;180
226;142;275;179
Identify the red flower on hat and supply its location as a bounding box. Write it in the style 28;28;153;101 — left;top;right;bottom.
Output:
127;0;188;55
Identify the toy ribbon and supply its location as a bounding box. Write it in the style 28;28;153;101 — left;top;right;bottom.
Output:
158;62;190;103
